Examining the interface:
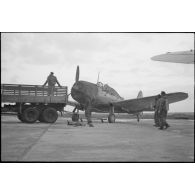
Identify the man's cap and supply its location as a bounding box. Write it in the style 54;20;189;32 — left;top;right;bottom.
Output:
50;72;54;74
161;91;166;95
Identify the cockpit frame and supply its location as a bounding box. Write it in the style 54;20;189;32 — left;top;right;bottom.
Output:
96;82;123;99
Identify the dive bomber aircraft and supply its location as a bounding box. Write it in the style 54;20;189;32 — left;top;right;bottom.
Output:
68;66;188;126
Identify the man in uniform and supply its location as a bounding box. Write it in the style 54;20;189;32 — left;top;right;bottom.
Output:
85;101;94;127
153;94;161;127
43;72;62;96
158;91;170;130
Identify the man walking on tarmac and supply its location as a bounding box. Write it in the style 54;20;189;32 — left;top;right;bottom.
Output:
158;91;170;130
153;94;161;127
43;72;62;96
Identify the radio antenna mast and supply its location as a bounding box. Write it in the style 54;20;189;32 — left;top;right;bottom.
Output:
97;72;100;83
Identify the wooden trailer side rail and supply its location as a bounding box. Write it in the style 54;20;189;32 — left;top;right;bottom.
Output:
1;84;68;104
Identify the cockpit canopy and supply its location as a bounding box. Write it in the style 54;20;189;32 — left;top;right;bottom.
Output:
97;82;123;99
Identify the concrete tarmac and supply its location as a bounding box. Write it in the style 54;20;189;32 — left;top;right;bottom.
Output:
1;115;194;162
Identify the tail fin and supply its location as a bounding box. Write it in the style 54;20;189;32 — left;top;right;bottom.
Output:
136;90;143;122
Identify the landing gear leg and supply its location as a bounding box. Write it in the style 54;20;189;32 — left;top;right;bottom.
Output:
108;104;115;123
137;114;140;122
136;112;143;122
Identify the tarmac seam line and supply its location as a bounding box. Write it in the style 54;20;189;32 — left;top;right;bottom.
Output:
18;123;53;161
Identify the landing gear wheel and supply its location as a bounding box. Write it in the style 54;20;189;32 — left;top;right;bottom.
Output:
42;107;58;123
22;107;40;123
108;114;115;123
72;113;79;122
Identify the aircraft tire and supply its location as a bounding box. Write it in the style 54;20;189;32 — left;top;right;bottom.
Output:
42;107;58;123
72;113;79;122
108;114;115;123
22;107;40;123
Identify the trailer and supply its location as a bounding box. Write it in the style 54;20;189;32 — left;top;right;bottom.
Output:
1;84;68;123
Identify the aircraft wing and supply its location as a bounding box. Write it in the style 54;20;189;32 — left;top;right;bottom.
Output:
113;92;188;113
151;50;194;64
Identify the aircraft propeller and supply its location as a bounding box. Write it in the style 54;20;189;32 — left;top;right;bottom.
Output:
69;66;79;97
71;65;94;126
75;65;80;82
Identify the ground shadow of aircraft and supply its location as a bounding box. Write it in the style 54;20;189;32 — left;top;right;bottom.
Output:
68;66;188;127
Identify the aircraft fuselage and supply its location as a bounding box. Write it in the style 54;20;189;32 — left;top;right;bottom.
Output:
71;80;123;111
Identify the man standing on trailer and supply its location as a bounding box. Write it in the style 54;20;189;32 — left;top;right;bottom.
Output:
43;72;62;96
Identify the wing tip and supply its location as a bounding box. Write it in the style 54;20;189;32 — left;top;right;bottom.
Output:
183;92;188;99
177;92;188;100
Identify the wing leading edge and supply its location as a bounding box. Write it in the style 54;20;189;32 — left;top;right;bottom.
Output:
113;92;188;113
151;50;194;64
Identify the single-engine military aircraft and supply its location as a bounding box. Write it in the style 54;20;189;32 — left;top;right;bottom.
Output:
68;66;188;126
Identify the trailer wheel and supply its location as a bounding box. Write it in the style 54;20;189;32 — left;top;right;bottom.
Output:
22;107;40;123
42;107;58;123
38;113;45;122
17;113;26;122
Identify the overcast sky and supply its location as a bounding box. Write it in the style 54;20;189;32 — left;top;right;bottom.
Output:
1;33;194;112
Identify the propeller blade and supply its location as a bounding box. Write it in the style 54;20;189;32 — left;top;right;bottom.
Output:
75;65;80;82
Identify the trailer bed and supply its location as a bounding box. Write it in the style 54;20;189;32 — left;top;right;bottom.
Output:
1;84;68;104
